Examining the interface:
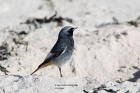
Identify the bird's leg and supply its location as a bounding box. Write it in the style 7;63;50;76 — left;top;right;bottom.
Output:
59;67;63;77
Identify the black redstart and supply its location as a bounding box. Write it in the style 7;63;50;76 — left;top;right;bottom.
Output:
31;26;77;77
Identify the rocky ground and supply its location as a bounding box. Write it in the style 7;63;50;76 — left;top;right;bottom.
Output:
0;0;140;93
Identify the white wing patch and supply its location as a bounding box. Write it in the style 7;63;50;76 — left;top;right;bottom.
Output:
60;46;67;55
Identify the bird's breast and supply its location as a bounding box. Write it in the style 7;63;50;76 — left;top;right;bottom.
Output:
52;38;74;67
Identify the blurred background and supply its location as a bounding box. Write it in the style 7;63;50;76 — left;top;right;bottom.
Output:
0;0;140;82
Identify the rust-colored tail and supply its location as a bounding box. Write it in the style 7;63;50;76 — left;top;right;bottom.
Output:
30;61;54;75
30;68;39;75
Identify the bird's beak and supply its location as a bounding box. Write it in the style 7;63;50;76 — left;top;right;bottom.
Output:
73;27;78;30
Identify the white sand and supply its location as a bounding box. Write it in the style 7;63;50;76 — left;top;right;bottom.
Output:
0;0;140;92
0;75;140;93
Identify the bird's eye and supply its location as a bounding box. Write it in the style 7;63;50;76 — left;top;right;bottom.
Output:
68;28;74;34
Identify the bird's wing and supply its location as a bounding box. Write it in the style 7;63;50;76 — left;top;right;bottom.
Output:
39;46;67;68
30;53;57;75
39;52;60;67
31;46;67;75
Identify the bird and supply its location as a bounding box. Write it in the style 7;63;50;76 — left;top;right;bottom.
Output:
30;26;78;77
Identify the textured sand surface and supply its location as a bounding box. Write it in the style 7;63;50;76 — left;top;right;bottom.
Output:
0;0;140;92
0;75;140;93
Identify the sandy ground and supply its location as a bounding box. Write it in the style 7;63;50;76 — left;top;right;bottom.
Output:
1;75;140;93
0;0;140;92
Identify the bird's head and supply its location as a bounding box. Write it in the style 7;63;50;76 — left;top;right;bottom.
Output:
59;26;78;37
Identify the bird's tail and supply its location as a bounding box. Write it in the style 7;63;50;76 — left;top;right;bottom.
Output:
30;61;54;75
30;68;39;75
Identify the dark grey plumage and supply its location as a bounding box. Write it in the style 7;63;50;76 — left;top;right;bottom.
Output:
31;26;77;77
